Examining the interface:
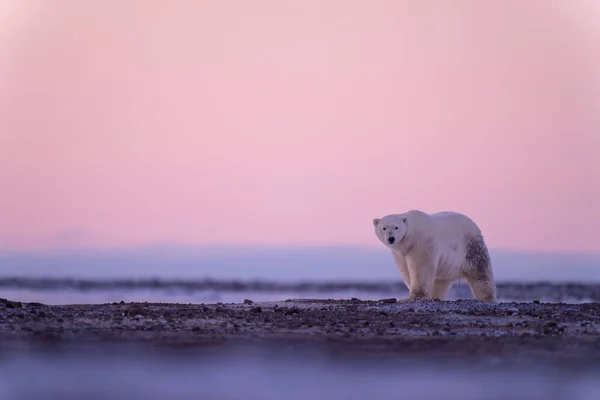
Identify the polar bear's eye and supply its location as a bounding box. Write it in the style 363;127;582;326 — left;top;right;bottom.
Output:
395;227;398;230
382;227;386;231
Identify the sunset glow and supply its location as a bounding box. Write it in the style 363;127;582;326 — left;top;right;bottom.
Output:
1;0;599;252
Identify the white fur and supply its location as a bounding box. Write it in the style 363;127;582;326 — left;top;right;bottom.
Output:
373;210;497;302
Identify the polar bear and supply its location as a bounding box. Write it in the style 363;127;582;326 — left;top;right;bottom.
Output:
373;210;497;303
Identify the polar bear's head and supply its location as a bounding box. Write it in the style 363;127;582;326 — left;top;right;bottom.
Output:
373;214;408;249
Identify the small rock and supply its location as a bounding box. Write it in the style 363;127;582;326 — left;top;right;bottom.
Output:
379;298;397;304
284;307;299;316
243;299;254;305
250;306;263;313
127;306;144;316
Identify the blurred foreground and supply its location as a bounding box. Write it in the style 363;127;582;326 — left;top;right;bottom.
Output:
0;341;599;400
2;296;600;399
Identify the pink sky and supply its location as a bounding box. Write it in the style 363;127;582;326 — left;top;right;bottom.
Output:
1;0;599;252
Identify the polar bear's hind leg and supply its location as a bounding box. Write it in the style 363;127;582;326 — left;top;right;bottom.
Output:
463;235;497;303
432;279;453;300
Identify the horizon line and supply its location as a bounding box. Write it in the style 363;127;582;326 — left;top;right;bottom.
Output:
1;243;599;257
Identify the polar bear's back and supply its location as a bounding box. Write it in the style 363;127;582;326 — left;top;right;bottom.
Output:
403;210;482;236
429;211;482;237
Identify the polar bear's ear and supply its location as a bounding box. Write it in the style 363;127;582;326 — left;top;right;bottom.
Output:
402;217;407;223
373;218;380;227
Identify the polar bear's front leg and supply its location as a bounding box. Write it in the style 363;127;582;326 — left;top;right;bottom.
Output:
400;250;438;301
391;250;411;288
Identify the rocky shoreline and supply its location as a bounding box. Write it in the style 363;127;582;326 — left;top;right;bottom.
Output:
2;297;600;360
3;279;600;302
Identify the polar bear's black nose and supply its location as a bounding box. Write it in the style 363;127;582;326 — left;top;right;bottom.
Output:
387;237;395;244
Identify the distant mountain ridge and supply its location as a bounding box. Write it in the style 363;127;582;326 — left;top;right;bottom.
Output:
1;245;599;283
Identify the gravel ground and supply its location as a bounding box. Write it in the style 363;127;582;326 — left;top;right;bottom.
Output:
2;296;600;360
